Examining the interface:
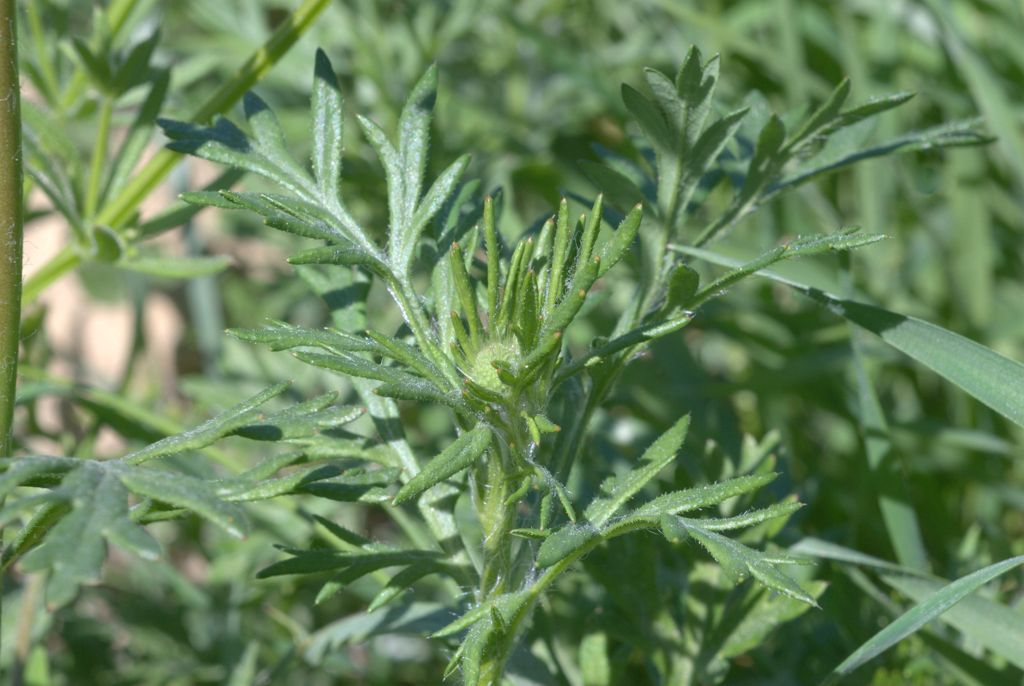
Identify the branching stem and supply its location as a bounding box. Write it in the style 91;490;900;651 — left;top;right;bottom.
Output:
20;0;332;306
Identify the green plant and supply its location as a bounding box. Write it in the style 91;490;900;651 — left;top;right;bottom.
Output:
4;5;1024;683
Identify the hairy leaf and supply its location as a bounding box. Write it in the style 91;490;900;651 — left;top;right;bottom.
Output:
585;415;690;527
393;425;493;504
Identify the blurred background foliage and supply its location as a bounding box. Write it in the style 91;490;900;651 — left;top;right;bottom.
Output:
7;0;1023;684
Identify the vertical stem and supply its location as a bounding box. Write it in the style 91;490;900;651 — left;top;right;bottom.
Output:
84;97;113;219
473;435;524;685
0;0;24;455
0;0;24;660
477;450;514;600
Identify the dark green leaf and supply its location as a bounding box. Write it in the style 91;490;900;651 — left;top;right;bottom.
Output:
579;160;648;211
257;548;441;579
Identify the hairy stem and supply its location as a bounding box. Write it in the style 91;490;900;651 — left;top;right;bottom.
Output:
477;450;515;600
0;0;24;659
478;523;603;685
472;429;529;685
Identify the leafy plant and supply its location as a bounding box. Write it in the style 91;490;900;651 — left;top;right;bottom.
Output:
4;4;1024;684
150;48;982;683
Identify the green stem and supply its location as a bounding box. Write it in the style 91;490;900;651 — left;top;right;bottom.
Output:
84;97;113;219
20;244;76;305
0;0;24;662
0;0;22;454
21;0;332;305
477;450;515;600
478;530;601;685
472;433;528;685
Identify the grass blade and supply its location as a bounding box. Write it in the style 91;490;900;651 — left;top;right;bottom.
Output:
883;573;1024;670
821;556;1024;684
676;246;1024;428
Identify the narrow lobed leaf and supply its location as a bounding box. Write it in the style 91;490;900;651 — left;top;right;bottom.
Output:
121;383;290;464
585;414;690;527
311;48;345;206
597;203;643;277
117;466;249;538
621;471;779;525
288;245;394;284
536;522;601;568
393;425;493;504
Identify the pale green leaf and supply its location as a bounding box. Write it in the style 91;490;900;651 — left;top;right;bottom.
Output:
536;522;600;568
680;519;817;605
622;471;778;523
118;466;249;538
121;383;290;464
311;48;345;207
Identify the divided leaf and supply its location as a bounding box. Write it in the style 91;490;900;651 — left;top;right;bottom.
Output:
19;465;158;609
118;466;249;538
121;383;291;464
161;51;376;253
673;518;816;605
585;414;690;527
